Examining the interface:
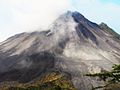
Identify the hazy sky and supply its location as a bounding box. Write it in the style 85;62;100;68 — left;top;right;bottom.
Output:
0;0;120;41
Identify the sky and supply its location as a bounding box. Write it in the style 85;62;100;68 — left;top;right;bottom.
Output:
0;0;120;41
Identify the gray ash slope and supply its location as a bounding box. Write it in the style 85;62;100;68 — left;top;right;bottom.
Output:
0;11;120;89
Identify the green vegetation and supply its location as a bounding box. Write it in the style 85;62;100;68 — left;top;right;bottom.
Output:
0;72;76;90
86;64;120;90
99;22;120;40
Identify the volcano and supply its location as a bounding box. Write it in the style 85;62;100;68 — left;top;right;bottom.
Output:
0;11;120;90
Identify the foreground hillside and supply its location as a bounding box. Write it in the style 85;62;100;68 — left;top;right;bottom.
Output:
0;71;76;90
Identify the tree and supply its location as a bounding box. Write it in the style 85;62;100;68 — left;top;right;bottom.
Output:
86;64;120;90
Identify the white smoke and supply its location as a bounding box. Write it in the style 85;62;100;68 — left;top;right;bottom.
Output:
0;0;70;41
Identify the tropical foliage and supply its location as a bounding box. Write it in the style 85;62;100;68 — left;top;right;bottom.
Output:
0;72;76;90
86;64;120;90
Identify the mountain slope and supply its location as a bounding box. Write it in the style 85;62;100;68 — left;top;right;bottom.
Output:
99;22;120;40
0;11;120;90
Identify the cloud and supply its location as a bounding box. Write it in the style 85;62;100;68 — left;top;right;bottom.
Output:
0;0;70;41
